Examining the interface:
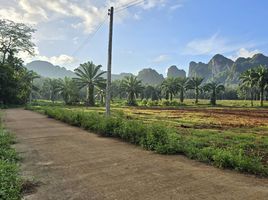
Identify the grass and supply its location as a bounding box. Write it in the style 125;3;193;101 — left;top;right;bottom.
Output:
0;112;21;200
27;103;268;177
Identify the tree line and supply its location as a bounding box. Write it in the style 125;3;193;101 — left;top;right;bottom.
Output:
1;19;268;107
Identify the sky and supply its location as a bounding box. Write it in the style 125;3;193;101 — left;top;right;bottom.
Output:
1;0;268;76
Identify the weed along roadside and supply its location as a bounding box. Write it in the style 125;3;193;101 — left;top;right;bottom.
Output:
26;106;268;177
0;112;22;200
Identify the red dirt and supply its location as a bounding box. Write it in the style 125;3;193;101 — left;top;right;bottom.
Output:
4;109;268;200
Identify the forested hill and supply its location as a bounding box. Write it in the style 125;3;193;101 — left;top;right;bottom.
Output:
26;61;76;78
189;53;268;85
26;53;268;86
25;60;132;80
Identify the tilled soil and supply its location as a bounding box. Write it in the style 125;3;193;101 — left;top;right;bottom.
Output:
4;109;268;200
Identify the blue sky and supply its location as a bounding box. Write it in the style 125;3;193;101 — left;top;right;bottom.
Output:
1;0;267;76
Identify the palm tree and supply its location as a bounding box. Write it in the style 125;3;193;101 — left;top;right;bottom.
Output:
47;78;61;103
23;70;40;104
73;61;106;106
58;77;78;104
204;82;225;105
187;76;204;104
239;68;257;107
161;78;177;101
122;76;144;106
175;77;189;103
96;89;105;105
255;66;268;107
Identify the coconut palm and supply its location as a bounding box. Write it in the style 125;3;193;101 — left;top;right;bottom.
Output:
161;78;177;101
46;78;61;103
239;68;258;107
204;82;225;105
122;76;144;106
58;77;78;104
175;77;189;103
255;66;268;107
187;76;204;104
23;70;40;104
73;61;106;106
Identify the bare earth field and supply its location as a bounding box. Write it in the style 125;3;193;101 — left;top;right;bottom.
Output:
3;108;268;200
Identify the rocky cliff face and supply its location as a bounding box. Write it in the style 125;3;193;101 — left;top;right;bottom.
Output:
137;68;164;85
188;53;268;85
167;65;186;78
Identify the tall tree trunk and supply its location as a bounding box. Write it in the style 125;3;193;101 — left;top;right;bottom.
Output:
195;87;199;104
211;89;216;105
170;93;173;101
260;87;264;107
87;85;95;106
165;92;169;100
180;89;184;103
250;88;253;107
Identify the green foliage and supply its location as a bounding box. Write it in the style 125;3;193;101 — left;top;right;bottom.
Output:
0;118;21;200
28;105;268;176
121;76;144;106
73;61;106;106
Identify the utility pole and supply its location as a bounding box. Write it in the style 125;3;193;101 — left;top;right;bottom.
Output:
106;6;114;116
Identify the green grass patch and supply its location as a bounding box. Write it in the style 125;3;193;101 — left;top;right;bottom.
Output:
0;113;21;200
27;105;268;176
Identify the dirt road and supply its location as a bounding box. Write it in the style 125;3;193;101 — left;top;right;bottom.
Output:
4;109;268;200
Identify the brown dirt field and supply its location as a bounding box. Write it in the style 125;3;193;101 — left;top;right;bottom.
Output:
130;107;268;128
3;109;268;200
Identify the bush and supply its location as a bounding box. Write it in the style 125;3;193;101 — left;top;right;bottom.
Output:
0;126;21;200
140;99;148;106
160;100;171;106
146;100;159;107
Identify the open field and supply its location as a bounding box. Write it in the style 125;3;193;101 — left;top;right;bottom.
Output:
4;109;268;200
27;99;268;176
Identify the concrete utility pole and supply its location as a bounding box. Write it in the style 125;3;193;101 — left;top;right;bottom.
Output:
106;6;114;116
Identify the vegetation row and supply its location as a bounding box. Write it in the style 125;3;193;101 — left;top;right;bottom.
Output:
0;113;21;200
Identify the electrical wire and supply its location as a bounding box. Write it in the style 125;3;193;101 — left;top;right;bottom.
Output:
115;0;145;13
71;17;108;56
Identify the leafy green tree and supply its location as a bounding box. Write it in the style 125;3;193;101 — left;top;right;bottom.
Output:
73;61;106;106
175;77;189;103
122;76;144;106
204;82;225;105
0;19;35;64
161;78;177;101
42;78;61;103
143;85;160;101
187;76;204;104
0;53;33;104
23;70;40;104
239;68;258;106
255;66;268;107
58;77;79;105
111;80;125;99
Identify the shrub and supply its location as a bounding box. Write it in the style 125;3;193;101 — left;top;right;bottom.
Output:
140;99;148;106
160;100;171;106
0;125;21;200
146;100;159;107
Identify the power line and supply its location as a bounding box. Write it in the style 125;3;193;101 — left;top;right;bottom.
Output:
115;0;145;13
116;0;144;10
71;17;108;57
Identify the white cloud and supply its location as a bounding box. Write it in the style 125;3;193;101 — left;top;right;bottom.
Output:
152;54;170;63
170;3;183;11
184;33;256;56
0;0;168;34
230;48;260;61
17;47;77;67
